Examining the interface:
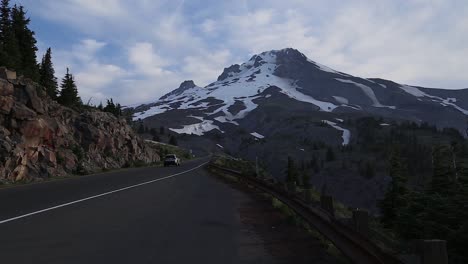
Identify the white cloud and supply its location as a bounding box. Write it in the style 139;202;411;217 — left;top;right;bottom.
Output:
200;19;217;34
24;0;468;105
128;42;173;77
182;49;233;85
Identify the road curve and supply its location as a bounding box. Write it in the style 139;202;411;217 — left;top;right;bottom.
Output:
0;157;339;264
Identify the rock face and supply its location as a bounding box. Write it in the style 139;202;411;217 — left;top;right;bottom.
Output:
160;80;198;100
0;69;160;183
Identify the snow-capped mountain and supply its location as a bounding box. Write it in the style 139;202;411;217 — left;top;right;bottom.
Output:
130;48;468;211
133;48;468;135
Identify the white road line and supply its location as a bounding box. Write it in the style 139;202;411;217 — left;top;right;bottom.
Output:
0;162;209;225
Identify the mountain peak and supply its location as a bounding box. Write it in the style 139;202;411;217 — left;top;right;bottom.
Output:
160;80;199;100
217;64;241;81
179;80;197;90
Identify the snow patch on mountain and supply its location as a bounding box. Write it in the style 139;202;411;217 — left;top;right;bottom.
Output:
307;59;349;77
214;116;240;126
170;120;223;136
333;96;349;104
133;105;170;120
335;79;395;109
251;132;265;139
133;50;341;121
188;116;205;121
323;120;351;145
400;85;468;115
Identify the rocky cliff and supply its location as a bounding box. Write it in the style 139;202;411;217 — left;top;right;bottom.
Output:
0;68;160;184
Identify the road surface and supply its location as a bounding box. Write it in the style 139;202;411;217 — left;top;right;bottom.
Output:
0;157;340;264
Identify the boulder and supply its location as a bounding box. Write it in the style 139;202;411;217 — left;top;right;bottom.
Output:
0;79;14;96
0;67;17;80
0;95;14;114
25;84;45;114
12;103;37;120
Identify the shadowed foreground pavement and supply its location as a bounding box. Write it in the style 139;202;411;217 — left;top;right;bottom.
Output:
0;158;342;263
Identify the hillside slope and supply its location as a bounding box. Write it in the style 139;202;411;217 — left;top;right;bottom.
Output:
0;68;160;184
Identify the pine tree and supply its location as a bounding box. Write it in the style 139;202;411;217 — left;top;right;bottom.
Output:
326;147;335;162
302;171;311;188
286;156;298;184
150;128;158;137
431;145;456;195
137;123;145;134
104;98;118;116
379;147;408;228
0;0;9;41
58;68;81;107
39;48;58;99
169;135;178;146
152;134;160;142
11;5;39;80
0;0;7;64
160;126;165;135
0;0;20;70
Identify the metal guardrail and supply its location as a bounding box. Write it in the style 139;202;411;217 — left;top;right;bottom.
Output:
208;163;404;264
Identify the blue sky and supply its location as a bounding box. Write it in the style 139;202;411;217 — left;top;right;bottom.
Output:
14;0;468;105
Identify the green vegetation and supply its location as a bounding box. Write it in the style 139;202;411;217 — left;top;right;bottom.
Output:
100;98;123;117
0;1;39;80
146;141;192;161
57;68;82;107
286;156;299;184
39;47;58;99
0;0;130;115
169;135;178;146
364;121;468;263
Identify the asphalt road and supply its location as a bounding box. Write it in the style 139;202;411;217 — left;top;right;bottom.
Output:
0;158;227;263
0;157;339;264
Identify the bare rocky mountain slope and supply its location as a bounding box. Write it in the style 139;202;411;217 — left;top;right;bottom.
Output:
0;68;160;184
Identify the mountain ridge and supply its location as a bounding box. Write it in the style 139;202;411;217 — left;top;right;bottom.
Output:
128;48;468;212
132;48;468;134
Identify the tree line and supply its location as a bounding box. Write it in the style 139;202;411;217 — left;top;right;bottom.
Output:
0;0;124;116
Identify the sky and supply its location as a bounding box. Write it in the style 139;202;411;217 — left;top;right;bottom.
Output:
14;0;468;105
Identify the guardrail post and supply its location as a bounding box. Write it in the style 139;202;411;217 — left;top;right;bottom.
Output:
320;195;335;217
414;240;448;264
352;210;369;237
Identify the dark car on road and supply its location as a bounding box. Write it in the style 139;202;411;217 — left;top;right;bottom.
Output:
164;154;181;167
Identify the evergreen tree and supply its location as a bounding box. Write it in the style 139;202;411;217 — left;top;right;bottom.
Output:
39;47;58;99
301;171;311;188
160;126;165;135
0;0;20;70
286;156;298;184
97;101;103;110
379;147;408;228
115;103;122;116
58;68;81;107
150;128;158;137
326;147;335;162
137;123;145;134
431;145;456;195
152;134;160;142
0;0;9;41
11;5;39;80
0;0;9;62
169;135;178;146
103;98;122;117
